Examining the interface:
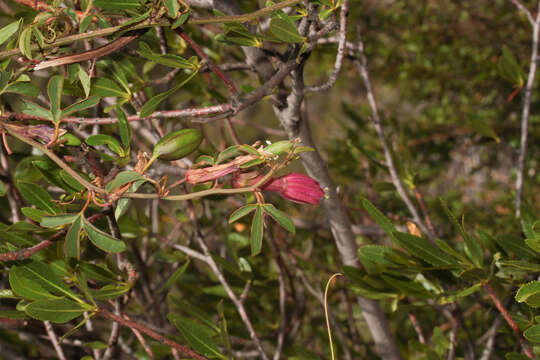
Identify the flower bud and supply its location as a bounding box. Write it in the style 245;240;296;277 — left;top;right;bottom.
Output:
153;129;202;161
262;173;324;205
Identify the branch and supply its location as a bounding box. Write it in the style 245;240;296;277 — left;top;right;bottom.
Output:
0;0;302;61
483;283;534;359
176;29;238;96
97;309;209;360
515;1;540;217
44;321;66;360
509;0;535;25
353;26;435;241
304;0;349;93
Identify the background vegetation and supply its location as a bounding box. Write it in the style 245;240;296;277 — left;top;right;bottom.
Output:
0;0;539;359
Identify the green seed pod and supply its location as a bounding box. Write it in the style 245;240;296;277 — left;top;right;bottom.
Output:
153;129;202;161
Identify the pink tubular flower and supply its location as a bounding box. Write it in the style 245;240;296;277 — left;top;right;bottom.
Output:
262;173;325;205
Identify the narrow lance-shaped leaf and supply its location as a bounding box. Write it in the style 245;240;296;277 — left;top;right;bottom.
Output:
250;205;264;256
262;204;295;234
48;75;64;123
83;218;126;253
9;266;57;300
65;215;83;260
61;96;99;118
139;70;198;118
25;298;89;323
168;314;225;358
16;181;60;214
116;106;131;149
0;20;21;46
229;204;257;224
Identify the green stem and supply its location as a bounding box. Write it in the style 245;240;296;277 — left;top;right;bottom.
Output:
122;166;276;201
0;0;301;60
3;122;106;194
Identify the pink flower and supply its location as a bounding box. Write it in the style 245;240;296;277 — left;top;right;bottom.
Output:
262;173;325;205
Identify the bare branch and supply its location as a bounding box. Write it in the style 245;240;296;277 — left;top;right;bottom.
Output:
515;1;540;217
509;0;535;25
44;321;66;360
304;0;350;93
354;26;435;241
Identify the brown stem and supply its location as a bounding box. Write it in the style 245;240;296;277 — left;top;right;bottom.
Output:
0;212;104;262
483;283;534;359
97;309;208;360
176;30;238;96
34;33;143;71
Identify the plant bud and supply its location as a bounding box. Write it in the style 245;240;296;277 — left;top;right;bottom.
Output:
153;129;202;161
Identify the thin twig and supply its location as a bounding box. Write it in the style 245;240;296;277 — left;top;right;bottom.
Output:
509;0;535;25
484;283;534;359
409;312;426;344
0;0;303;60
304;0;349;93
176;30;238;96
44;321;66;360
98;309;208;360
514;1;540;217
354;26;435;241
478;316;503;360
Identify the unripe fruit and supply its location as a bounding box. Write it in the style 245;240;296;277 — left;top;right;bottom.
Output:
153;129;202;161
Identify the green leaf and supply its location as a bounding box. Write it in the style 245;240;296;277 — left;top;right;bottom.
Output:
16;180;60;214
9;266;56;300
20;100;51;119
0;20;21;46
228;204;257;224
168;314;225;359
262;204;295;234
21;207;49;222
440;199;483;266
164;0;179;18
61;96;99;118
172;12;191;29
381;274;432;299
516;281;540;308
263;140;293;155
105;171;143;192
250;205;264;256
16;261;80;301
77;64;92;97
139;70;198;118
0;180;5;196
48;75;64;123
4;82;40;97
25;298;88;323
89;284;130;300
91;77;129;98
361;198;397;238
40;214;78;228
269;17;305;43
392;232;458;266
494;234;537;259
524;324;540;342
94;0;141;10
505;353;530;360
86;134;124;156
497;45;524;86
65;215;83;259
138;43;196;69
83;218;126;253
79;262;119;283
19;27;33;59
116;106;131;149
358;245;396;274
162;259;190;291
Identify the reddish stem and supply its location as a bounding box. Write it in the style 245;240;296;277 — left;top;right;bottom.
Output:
176;30;238;96
484;283;534;359
97;309;208;360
